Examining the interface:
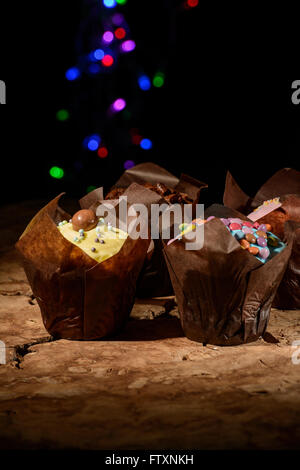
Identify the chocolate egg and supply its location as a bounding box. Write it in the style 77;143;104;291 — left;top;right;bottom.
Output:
72;209;97;232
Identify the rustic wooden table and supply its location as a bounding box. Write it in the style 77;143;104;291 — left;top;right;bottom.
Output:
0;200;299;449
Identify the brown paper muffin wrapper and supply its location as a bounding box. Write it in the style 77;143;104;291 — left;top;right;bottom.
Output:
163;204;294;346
223;169;300;309
15;188;152;340
107;163;208;297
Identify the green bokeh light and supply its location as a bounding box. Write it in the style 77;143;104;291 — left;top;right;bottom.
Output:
153;72;165;88
116;0;127;4
87;185;97;193
49;166;64;179
56;109;70;121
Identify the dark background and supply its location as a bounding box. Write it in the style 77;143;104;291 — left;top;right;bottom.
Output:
0;1;299;206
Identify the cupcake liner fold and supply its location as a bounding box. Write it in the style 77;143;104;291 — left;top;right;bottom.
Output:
223;169;300;309
106;163;208;297
15;187;153;340
163;204;293;346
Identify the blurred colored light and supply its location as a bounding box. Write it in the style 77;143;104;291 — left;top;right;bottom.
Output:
103;31;114;43
87;185;97;193
124;160;135;170
140;138;152;150
187;0;199;6
138;75;151;91
88;63;101;74
88;140;99;151
112;98;126;112
132;135;142;145
56;109;69;121
93;49;105;60
49;166;64;179
103;0;117;8
112;13;124;25
83;134;101;150
116;0;127;4
114;27;126;39
153;72;165;88
65;67;80;81
102;54;114;67
98;147;108;158
121;40;136;52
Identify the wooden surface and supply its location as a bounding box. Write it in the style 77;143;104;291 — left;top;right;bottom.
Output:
0;200;300;450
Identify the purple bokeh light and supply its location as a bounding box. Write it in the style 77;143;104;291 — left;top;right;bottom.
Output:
103;31;114;44
112;98;126;112
124;160;135;170
112;13;124;25
121;40;136;53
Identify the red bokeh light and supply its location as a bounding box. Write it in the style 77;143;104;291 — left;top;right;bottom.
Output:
102;54;114;67
114;27;126;40
98;147;108;158
132;135;143;145
187;0;199;7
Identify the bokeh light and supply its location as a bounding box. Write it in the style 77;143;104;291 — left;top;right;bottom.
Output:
140;138;153;150
83;134;101;151
138;75;151;91
112;13;124;25
103;0;117;8
112;98;126;112
103;31;114;43
114;27;126;39
121;40;136;52
88;63;101;75
65;67;80;81
49;166;64;179
153;72;165;87
132;135;143;145
93;49;105;60
116;0;127;4
56;109;69;121
124;160;135;170
87;185;97;193
98;147;109;158
187;0;199;7
102;54;114;67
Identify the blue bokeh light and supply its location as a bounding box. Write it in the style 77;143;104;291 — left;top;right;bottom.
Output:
88;63;101;75
93;49;105;61
65;67;80;81
138;75;151;91
140;138;153;150
83;134;101;151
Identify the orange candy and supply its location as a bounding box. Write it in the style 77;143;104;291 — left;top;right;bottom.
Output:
248;246;259;255
240;239;250;250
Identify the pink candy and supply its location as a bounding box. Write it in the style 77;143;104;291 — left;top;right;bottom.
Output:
229;223;242;231
242;221;253;228
259;247;270;259
242;226;252;234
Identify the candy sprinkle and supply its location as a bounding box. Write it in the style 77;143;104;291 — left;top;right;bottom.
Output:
100;240;105;244
91;247;96;252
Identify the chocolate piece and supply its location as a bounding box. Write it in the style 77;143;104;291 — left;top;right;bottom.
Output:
72;209;97;232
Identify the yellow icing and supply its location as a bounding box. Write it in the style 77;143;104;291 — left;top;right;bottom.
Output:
58;222;128;263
